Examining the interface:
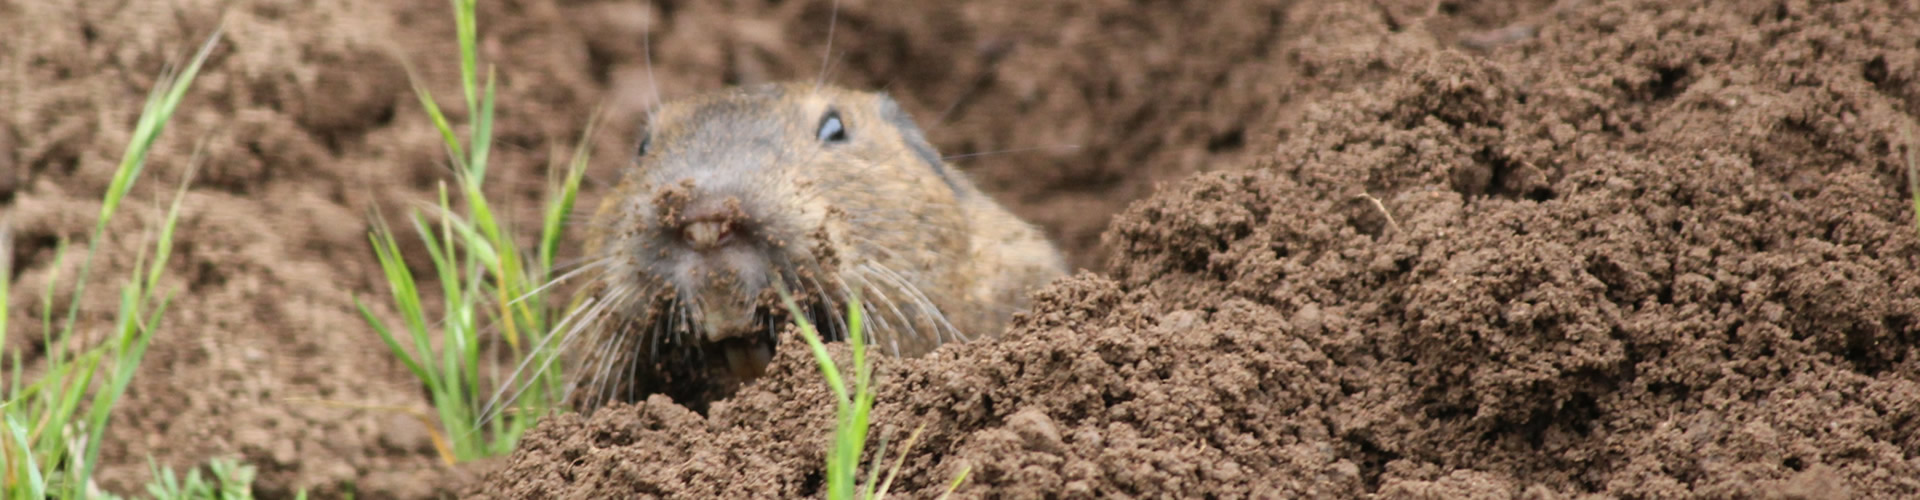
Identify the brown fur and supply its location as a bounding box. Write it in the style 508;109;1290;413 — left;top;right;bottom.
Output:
566;82;1066;412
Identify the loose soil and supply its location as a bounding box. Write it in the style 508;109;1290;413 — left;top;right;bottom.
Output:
4;0;1918;498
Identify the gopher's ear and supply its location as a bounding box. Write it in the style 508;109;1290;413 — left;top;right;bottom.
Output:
876;93;963;195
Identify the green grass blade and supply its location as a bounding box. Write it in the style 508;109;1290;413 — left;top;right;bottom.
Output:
448;173;523;351
775;287;849;406
143;456;174;498
937;465;972;500
843;298;872;500
48;350;102;458
357;298;429;383
83;305;164;489
408;75;468;167
773;288;881;500
540;114;594;275
453;0;479;115
427;202;499;270
458;176;502;257
6;413;47;498
862;426;888;499
102;28;220;230
78;269;160;484
365;228;447;401
468;68;496;183
375;227;434;356
147;162;194;294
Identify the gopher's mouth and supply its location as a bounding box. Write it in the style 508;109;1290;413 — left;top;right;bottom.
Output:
698;297;830;386
715;336;776;382
691;287;781;382
630;286;838;411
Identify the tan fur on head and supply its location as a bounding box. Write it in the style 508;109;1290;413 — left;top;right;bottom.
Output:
565;82;1067;412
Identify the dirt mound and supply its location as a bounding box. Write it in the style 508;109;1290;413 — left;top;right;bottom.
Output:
482;0;1920;498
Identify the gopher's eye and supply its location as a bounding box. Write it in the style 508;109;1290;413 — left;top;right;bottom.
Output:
636;135;652;157
817;110;848;144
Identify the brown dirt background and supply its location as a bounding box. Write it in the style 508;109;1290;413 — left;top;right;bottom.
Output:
4;0;1919;497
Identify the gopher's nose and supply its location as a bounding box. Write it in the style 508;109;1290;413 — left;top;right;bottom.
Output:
682;217;734;250
656;178;749;250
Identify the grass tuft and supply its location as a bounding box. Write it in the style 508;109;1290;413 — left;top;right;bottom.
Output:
776;289;971;500
142;457;257;500
775;289;874;500
0;29;220;500
356;0;586;463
